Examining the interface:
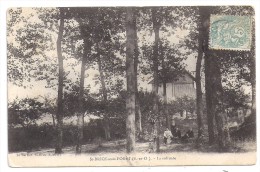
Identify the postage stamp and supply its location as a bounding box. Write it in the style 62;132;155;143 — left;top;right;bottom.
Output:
209;15;252;51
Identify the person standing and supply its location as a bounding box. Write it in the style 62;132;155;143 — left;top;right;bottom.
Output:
163;128;173;144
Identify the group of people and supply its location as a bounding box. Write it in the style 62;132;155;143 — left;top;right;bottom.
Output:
163;125;194;144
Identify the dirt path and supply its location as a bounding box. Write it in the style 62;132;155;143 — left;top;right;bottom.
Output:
13;139;256;155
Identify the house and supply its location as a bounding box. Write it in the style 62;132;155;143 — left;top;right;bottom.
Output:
150;70;196;101
149;70;197;121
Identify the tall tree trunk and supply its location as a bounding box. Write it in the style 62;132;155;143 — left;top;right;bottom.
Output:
199;6;215;145
205;54;215;145
135;89;142;136
96;43;111;141
250;33;256;121
163;81;170;129
135;65;142;137
250;63;256;134
246;20;256;138
196;12;204;143
133;9;142;138
55;8;65;154
250;18;256;120
200;6;230;150
251;73;256;117
195;52;203;141
125;7;136;153
160;42;170;129
52;114;56;127
76;38;89;153
211;56;231;151
152;8;160;153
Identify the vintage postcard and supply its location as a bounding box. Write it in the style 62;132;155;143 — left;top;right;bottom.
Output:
7;6;256;167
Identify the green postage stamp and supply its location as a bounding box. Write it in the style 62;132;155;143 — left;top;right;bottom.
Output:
209;15;252;51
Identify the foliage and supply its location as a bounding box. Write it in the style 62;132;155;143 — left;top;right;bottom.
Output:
139;7;195;82
138;91;158;121
169;96;196;115
7;8;58;87
8;98;45;128
223;88;251;115
213;6;255;100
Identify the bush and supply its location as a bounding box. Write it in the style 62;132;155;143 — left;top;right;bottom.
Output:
8;124;55;152
8;117;126;152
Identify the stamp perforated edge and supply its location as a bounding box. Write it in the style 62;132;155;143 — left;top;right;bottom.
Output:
209;14;252;51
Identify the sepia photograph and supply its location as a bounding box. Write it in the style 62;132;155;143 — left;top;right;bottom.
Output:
6;5;256;167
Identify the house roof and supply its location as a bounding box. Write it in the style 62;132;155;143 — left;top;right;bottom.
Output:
185;70;196;81
148;70;196;84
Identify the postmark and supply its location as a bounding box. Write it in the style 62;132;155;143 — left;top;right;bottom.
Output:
209;15;252;51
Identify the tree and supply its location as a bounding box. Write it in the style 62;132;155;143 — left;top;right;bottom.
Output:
159;41;186;129
133;9;143;138
59;8;98;153
200;6;232;150
198;6;216;145
182;7;205;143
217;6;255;127
7;8;58;88
139;7;196;135
55;7;65;154
196;7;205;143
203;6;255;150
41;95;56;127
158;7;191;130
63;8;126;151
211;53;231;151
7;7;79;153
151;7;160;152
125;7;136;153
213;6;255;142
85;7;125;141
75;23;92;153
8;98;44;128
87;8;110;140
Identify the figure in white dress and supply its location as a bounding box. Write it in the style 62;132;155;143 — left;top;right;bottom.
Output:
163;128;173;144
